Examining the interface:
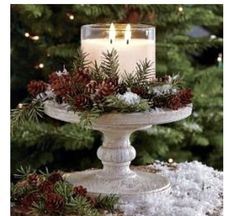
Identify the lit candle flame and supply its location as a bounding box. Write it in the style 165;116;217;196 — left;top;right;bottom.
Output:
125;24;131;45
109;23;116;44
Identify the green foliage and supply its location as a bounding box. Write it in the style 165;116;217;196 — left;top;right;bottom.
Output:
11;4;223;171
100;49;119;79
11;168;119;216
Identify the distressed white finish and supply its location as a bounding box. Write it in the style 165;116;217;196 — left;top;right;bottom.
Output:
44;101;192;202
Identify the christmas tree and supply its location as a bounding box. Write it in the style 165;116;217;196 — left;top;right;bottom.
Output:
11;4;223;172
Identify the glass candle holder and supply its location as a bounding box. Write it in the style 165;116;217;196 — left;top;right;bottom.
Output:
81;23;156;79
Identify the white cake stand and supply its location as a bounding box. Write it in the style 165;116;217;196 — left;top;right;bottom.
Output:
44;101;192;202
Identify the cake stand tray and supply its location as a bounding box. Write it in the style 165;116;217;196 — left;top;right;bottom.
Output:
44;101;192;202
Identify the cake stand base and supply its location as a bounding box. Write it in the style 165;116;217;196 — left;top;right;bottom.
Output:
64;169;170;203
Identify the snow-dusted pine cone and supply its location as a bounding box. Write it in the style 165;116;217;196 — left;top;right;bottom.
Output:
27;80;47;97
85;80;97;94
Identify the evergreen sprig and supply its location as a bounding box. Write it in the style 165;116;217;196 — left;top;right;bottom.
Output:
11;99;44;133
11;168;119;216
73;48;90;70
135;58;154;84
100;49;119;79
95;194;119;213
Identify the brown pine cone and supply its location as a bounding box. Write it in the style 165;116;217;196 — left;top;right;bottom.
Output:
27;173;41;187
167;95;182;110
72;68;91;85
48;171;63;184
73;185;87;197
20;192;40;212
97;79;118;97
152;96;167;108
48;72;59;84
44;193;65;214
39;180;54;193
131;86;149;98
178;89;192;105
27;80;47;97
85;80;97;94
51;75;73;98
74;95;92;111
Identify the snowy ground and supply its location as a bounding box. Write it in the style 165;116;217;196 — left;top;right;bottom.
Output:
118;161;223;216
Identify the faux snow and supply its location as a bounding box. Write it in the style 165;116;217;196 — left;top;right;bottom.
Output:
117;92;141;105
119;161;223;216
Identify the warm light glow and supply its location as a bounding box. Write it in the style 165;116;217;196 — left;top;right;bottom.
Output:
109;23;116;44
69;14;74;20
178;6;183;12
124;24;131;44
24;32;30;37
217;53;222;62
39;63;44;68
31;35;40;41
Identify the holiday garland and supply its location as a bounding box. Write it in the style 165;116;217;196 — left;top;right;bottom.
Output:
11;167;119;216
12;49;192;127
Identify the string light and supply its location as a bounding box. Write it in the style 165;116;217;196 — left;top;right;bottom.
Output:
178;6;183;12
39;63;44;68
17;103;23;109
69;14;74;20
31;35;40;41
210;35;217;39
168;158;174;164
217;53;222;62
24;32;30;37
35;63;44;69
67;13;74;20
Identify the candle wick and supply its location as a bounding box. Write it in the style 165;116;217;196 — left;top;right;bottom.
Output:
126;39;129;45
110;39;113;44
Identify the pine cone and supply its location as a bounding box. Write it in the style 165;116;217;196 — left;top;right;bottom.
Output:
152;96;167;108
51;75;73;98
48;72;60;84
178;89;192;105
85;80;97;94
72;68;91;85
131;86;149;99
73;185;87;197
118;83;128;95
167;95;182;110
48;171;63;184
27;80;47;97
20;192;40;212
74;95;92;111
39;180;54;193
45;193;65;214
97;79;118;97
27;173;41;187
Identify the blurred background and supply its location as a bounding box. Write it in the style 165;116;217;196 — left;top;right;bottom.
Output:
11;4;223;173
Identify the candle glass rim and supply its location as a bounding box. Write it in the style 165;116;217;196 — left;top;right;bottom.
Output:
81;23;155;31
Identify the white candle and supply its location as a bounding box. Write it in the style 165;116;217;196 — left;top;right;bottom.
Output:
81;24;155;80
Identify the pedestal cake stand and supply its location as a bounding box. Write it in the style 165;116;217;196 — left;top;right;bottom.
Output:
44;101;192;202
